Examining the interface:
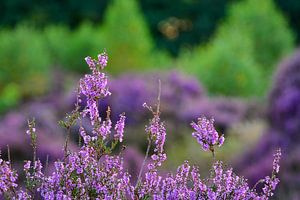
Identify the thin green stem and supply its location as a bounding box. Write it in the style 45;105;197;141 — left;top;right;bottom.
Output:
135;138;151;189
64;127;71;159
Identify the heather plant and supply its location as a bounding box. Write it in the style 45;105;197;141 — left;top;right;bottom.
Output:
0;51;281;199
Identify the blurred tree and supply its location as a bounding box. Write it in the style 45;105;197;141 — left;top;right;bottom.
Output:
225;0;294;75
101;0;171;74
178;0;294;97
0;0;232;56
140;0;235;56
0;0;298;56
179;28;263;97
44;23;106;73
275;0;300;44
0;25;51;112
0;0;109;27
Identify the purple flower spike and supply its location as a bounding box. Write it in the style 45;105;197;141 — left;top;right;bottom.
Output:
272;149;281;174
98;52;108;69
85;56;96;71
114;114;126;142
191;117;224;151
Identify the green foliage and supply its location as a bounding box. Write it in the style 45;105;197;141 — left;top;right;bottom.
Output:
226;0;294;74
43;6;171;74
180;29;263;97
44;25;70;66
0;83;21;113
178;0;294;97
0;0;109;28
101;0;171;74
45;23;104;73
275;0;300;44
140;0;235;56
0;25;50;102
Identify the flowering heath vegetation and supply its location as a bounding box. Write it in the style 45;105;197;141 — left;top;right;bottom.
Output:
0;51;281;199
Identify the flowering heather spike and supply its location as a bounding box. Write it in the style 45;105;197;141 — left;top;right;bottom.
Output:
272;148;281;174
97;118;112;139
80;51;111;126
98;51;108;69
145;114;167;169
114;114;126;142
0;158;18;195
85;56;97;72
191;117;224;152
260;149;281;198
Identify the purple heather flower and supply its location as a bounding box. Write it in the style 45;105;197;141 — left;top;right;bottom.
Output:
24;160;31;170
80;51;111;126
175;161;190;190
26;127;36;136
94;118;112;140
15;190;32;199
191;117;224;151
85;56;97;72
80;73;110;99
262;176;280;197
0;158;18;195
98;52;108;69
142;170;162;196
272;149;281;174
114;114;126;142
145;114;167;170
145;115;166;154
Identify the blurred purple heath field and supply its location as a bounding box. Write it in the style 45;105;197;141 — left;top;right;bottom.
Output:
0;51;281;199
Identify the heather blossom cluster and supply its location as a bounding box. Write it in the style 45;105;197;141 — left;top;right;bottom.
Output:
0;51;282;199
191;117;225;155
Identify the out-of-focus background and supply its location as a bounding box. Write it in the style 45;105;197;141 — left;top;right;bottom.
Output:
0;0;300;198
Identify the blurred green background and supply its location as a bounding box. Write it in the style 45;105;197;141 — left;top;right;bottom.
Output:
0;0;298;112
0;0;300;198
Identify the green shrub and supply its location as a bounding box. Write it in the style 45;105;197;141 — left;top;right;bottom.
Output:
0;83;21;113
44;0;172;74
226;0;294;74
63;23;105;73
0;25;50;99
45;23;104;73
101;0;171;74
180;28;263;97
44;25;71;66
178;0;294;97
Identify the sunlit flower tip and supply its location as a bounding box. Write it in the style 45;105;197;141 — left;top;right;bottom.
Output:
114;114;126;142
85;56;95;67
24;161;31;170
218;135;225;146
151;154;158;161
98;52;108;68
273;149;281;174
